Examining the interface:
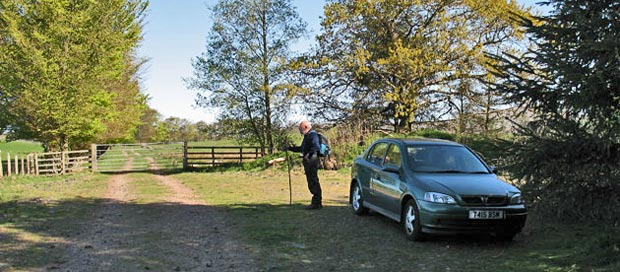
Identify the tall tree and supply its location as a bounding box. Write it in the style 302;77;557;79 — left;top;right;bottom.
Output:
296;0;528;132
135;106;161;142
96;62;149;145
0;0;147;151
160;117;197;142
492;0;620;222
187;0;306;154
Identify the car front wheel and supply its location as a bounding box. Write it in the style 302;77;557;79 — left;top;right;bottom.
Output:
351;182;368;215
403;199;425;241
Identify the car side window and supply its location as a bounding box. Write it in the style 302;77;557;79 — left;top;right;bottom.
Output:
384;144;402;168
366;142;389;166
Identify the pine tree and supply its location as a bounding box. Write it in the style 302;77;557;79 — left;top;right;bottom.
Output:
492;0;620;222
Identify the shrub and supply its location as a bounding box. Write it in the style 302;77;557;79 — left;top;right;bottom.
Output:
459;135;513;168
411;129;455;141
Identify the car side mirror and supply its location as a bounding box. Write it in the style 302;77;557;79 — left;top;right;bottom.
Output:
489;166;498;174
383;164;400;174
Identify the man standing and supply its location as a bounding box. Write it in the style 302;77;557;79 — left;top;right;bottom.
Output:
288;120;322;210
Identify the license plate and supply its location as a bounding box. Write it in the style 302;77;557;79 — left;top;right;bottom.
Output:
469;210;505;219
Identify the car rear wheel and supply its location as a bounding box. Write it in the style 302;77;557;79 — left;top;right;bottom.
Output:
351;182;368;215
403;199;425;241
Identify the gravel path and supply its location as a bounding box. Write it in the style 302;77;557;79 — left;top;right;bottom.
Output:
55;157;256;271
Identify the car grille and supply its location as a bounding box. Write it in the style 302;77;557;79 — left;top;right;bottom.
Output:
460;195;507;206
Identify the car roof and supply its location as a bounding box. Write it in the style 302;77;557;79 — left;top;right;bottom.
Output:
380;138;463;146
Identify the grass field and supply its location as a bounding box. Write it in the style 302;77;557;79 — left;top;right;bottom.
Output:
1;168;618;271
0;140;44;155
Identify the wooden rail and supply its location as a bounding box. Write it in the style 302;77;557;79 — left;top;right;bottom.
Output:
183;144;264;169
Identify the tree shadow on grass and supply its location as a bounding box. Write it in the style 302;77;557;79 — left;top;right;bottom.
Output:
1;200;616;272
0;198;255;271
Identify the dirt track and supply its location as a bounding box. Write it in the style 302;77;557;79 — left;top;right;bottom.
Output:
54;158;256;271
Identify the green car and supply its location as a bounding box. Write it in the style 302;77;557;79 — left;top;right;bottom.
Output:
350;138;527;241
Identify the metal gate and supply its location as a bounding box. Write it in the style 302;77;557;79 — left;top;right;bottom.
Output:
92;142;184;173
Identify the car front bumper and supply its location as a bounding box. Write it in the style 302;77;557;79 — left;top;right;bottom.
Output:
417;201;527;235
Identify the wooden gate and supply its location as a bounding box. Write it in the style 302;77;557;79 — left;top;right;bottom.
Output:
92;142;184;173
183;144;264;169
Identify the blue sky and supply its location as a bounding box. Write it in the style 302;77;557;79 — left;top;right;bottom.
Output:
137;0;550;123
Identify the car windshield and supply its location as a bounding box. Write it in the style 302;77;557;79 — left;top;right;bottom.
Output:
407;145;489;173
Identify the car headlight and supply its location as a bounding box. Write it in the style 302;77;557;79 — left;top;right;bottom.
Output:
424;192;456;204
510;193;525;204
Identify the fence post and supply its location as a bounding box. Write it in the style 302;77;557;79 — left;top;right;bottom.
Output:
61;151;66;175
14;155;18;176
7;152;11;177
91;144;97;173
26;154;31;175
20;156;25;175
183;141;188;170
0;151;3;178
211;147;215;166
30;154;34;175
239;147;243;164
35;153;39;176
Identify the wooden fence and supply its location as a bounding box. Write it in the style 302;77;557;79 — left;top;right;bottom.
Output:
0;143;265;178
0;150;90;178
183;144;264;169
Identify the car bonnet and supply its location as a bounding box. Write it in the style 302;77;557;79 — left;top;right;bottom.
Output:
417;173;520;196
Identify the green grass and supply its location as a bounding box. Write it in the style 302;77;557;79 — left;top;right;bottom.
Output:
0;140;44;155
128;172;173;203
175;169;620;272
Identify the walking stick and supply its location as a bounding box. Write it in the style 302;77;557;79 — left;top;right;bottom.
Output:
284;144;293;206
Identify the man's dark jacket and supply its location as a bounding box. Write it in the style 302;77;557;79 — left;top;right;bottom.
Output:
289;130;320;158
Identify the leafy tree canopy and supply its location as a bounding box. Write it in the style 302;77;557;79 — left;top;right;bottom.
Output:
0;0;148;151
187;0;306;154
295;0;529;132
